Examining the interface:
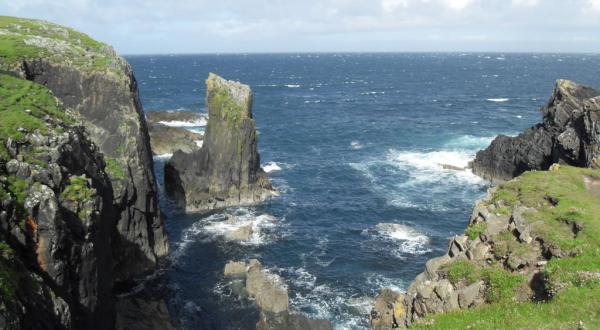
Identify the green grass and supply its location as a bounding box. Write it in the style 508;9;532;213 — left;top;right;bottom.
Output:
0;72;75;160
446;260;481;286
105;157;125;180
465;222;487;240
60;175;95;203
0;16;124;75
412;166;600;329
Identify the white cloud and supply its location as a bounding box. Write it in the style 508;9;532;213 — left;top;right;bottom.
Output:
590;0;600;10
381;0;409;13
511;0;539;7
443;0;473;10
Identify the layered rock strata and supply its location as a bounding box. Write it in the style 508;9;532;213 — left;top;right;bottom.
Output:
472;80;600;182
165;73;273;211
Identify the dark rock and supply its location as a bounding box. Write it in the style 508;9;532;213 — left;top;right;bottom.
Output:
256;311;333;330
148;122;203;156
472;80;600;182
165;73;273;211
115;296;175;330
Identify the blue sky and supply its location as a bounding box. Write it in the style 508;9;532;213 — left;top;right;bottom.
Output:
2;0;600;54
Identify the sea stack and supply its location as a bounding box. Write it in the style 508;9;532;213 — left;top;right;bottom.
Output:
165;73;273;211
472;79;600;182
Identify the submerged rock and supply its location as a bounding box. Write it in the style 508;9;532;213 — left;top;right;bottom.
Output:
165;73;273;211
472;80;600;182
148;122;203;156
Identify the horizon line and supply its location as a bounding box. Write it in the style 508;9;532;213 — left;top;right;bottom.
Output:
122;50;600;57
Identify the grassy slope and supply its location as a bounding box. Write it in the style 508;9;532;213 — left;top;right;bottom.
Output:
415;166;600;329
0;16;125;75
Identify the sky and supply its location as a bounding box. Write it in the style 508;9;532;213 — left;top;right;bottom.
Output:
2;0;600;54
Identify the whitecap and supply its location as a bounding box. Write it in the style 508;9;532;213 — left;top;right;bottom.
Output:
350;141;363;150
286;84;301;88
516;115;523;119
158;118;207;127
374;223;431;255
486;98;509;103
201;209;278;246
153;153;173;160
262;161;282;173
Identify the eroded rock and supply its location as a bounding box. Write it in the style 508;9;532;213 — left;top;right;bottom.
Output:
165;73;274;211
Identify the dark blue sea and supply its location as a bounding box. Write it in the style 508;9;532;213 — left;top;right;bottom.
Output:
127;53;600;329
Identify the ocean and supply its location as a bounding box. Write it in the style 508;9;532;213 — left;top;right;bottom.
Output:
126;53;600;329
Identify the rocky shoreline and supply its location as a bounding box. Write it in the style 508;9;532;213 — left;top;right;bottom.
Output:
146;111;205;156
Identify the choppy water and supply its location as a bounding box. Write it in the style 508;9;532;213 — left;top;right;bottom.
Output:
127;53;600;329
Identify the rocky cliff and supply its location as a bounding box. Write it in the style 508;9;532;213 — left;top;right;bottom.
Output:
146;111;204;156
165;73;273;212
0;16;167;285
0;72;115;328
472;80;600;182
371;164;600;329
0;16;172;329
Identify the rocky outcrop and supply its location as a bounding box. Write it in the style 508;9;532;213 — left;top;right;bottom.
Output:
0;16;168;284
223;260;333;330
165;73;273;211
146;111;205;155
0;17;173;329
147;123;202;156
0;73;115;328
472;80;600;182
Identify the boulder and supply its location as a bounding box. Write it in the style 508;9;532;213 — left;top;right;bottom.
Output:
472;80;600;182
226;223;254;241
370;288;405;329
165;73;274;212
246;265;289;314
224;261;248;277
148;122;203;156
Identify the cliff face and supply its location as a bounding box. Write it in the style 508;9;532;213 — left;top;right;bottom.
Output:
165;73;273;212
371;164;600;329
472;80;600;182
0;73;115;328
0;16;167;283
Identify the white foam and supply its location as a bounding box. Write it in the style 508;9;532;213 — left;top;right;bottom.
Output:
194;140;203;148
375;223;431;255
153;153;173;160
387;149;472;171
350;141;363;150
286;84;301;88
262;161;282;173
516;115;523;119
158;118;207;127
200;208;278;246
486;98;509;103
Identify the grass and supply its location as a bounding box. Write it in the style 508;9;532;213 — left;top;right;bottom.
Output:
0;72;75;160
412;165;600;329
0;16;124;75
60;175;94;203
105;157;126;180
465;222;486;240
445;261;525;303
414;283;600;329
206;74;249;128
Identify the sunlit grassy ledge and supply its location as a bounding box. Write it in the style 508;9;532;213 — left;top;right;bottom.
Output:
0;16;127;78
414;165;600;329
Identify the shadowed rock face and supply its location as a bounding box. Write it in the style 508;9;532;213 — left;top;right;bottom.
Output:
472;80;600;182
18;60;168;283
165;73;273;212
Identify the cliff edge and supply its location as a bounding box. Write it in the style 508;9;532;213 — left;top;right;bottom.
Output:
472;80;600;182
165;73;273;212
